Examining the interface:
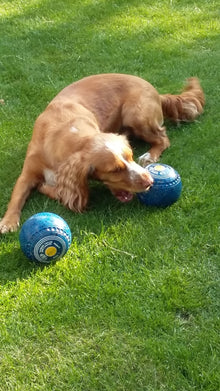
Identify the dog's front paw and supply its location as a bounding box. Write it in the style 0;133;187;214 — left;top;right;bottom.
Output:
0;217;20;234
138;152;157;167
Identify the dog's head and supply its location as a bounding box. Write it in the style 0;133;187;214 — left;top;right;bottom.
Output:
90;133;153;202
56;133;153;211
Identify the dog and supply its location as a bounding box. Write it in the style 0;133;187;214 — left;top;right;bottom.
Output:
0;73;204;233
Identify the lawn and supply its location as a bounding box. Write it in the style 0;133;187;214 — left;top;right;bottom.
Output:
0;0;219;390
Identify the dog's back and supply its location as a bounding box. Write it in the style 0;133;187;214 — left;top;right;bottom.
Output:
52;74;161;133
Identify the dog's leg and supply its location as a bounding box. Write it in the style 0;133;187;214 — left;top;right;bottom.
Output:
0;161;41;233
138;128;170;167
122;99;170;167
38;183;57;200
128;121;170;166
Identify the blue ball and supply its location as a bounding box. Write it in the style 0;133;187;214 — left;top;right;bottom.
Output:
137;163;182;207
19;212;72;263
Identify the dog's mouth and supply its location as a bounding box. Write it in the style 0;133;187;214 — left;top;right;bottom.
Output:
112;185;152;203
112;190;134;202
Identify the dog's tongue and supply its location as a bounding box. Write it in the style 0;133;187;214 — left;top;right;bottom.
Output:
114;190;134;203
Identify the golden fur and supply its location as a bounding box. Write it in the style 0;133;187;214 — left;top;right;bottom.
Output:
0;74;204;233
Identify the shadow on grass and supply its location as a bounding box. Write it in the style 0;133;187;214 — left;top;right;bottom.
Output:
0;242;37;284
1;0;218;98
0;183;161;286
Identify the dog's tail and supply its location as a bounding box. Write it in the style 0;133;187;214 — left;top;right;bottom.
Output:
160;77;205;122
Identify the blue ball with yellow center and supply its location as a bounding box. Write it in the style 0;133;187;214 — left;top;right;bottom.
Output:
19;212;72;263
137;163;182;207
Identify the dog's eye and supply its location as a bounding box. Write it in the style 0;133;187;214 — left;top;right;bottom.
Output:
111;166;124;173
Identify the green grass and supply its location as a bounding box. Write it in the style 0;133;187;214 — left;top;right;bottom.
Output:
0;0;219;390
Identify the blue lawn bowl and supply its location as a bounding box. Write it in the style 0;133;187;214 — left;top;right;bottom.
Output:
137;163;182;207
19;212;72;264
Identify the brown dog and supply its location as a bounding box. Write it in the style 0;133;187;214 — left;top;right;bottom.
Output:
0;74;204;233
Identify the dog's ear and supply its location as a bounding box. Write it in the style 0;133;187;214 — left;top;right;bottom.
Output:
55;152;91;212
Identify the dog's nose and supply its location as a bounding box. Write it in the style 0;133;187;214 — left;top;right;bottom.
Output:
136;173;153;191
146;172;154;185
128;161;154;189
143;171;154;188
